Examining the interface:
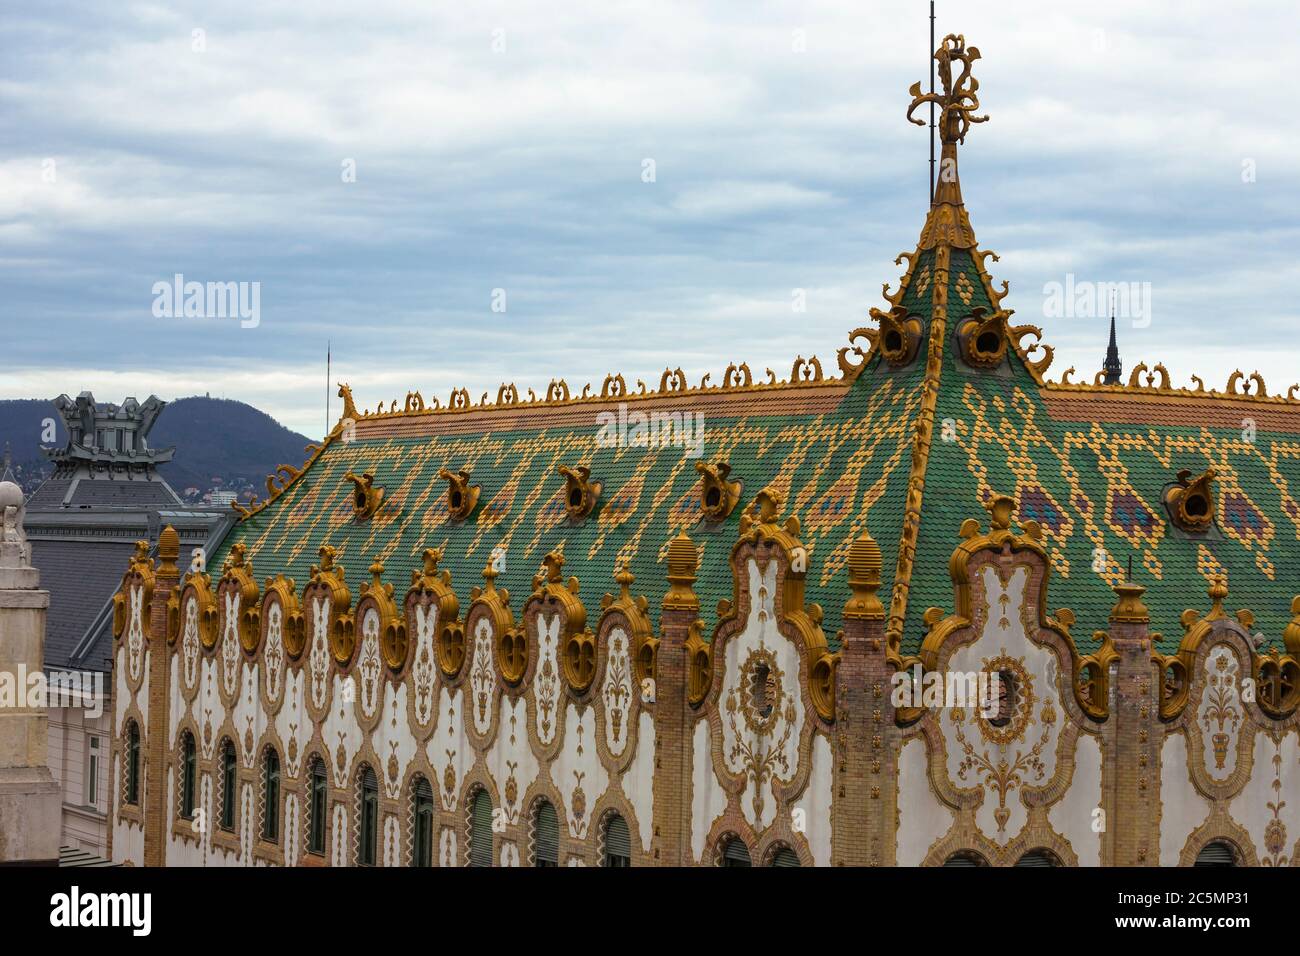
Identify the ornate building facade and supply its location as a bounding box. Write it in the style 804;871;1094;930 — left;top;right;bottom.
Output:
108;36;1300;867
22;393;223;857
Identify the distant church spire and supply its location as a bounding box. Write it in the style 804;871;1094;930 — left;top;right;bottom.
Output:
1102;296;1122;385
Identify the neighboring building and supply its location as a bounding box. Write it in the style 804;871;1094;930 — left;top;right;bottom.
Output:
0;475;61;864
110;36;1300;867
22;392;225;857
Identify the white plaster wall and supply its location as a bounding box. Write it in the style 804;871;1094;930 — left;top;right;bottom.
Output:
896;735;951;865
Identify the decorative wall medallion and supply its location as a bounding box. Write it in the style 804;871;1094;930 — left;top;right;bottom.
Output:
126;585;145;683
602;629;633;754
534;614;562;744
220;592;240;697
412;605;436;727
181;595;200;691
309;597;330;710
1199;644;1241;779
358;612;381;719
264;602;284;704
469;618;495;735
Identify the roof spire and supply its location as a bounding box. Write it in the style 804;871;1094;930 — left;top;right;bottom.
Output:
0;443;13;484
1103;294;1122;384
908;34;988;250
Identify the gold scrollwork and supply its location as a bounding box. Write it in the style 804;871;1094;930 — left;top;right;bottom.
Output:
262;574;305;659
304;545;354;667
404;548;463;679
696;461;741;522
1165;467;1217;533
529;550;594;694
357;561;406;672
437;466;480;521
558;464;601;521
217;543;261;655
343;471;384;521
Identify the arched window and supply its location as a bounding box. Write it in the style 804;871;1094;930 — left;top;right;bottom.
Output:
603;813;631;867
125;721;141;805
1195;840;1236;867
533;800;559;867
769;846;800;867
721;837;752;867
412;777;434;868
469;789;493;867
307;757;327;855
179;731;196;819
1014;849;1060;867
942;850;988;867
219;739;237;831
262;748;280;843
358;766;379;866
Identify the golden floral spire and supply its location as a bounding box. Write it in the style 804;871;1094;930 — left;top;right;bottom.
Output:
907;34;987;249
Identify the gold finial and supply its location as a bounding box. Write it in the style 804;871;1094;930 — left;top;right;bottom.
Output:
614;560;635;601
1110;582;1149;624
664;529;700;610
422;547;442;577
843;530;884;621
907;35;988;147
1205;574;1229;621
907;34;987;248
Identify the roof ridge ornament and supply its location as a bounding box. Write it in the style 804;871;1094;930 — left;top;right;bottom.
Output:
907;34;987;250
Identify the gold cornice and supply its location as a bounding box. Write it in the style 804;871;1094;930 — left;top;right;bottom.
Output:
1044;368;1300;408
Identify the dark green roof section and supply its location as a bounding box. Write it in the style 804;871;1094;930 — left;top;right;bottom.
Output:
211;355;928;648
903;247;1300;656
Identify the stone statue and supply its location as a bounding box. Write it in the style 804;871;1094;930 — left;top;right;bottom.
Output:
0;480;29;569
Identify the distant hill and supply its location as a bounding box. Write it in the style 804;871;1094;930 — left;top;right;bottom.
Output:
0;395;313;499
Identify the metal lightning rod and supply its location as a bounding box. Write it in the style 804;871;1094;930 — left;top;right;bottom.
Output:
929;1;936;207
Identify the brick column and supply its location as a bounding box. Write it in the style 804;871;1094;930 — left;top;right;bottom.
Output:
143;526;180;866
833;532;892;866
651;531;698;866
1108;581;1158;866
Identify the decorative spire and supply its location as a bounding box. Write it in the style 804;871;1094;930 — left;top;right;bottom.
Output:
0;443;13;485
907;34;988;250
663;529;700;611
1103;298;1122;385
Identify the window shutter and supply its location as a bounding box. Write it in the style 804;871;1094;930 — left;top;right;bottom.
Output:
770;847;800;867
471;791;494;867
1195;842;1235;867
535;801;559;866
1014;850;1056;867
943;852;982;867
722;838;752;867
604;814;631;866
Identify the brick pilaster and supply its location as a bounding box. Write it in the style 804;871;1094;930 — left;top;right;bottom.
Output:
651;531;698;866
1108;581;1158;866
833;532;892;866
143;526;179;866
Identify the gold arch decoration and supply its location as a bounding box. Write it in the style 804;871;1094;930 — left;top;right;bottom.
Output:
404;548;464;679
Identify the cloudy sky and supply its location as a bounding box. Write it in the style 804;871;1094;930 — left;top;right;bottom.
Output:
2;0;1297;438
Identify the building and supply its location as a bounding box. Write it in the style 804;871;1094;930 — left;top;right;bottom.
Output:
21;392;225;857
0;474;61;864
109;35;1299;867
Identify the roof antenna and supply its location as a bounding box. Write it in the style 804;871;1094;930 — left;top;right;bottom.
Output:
325;339;332;439
1126;556;1132;582
928;1;936;207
